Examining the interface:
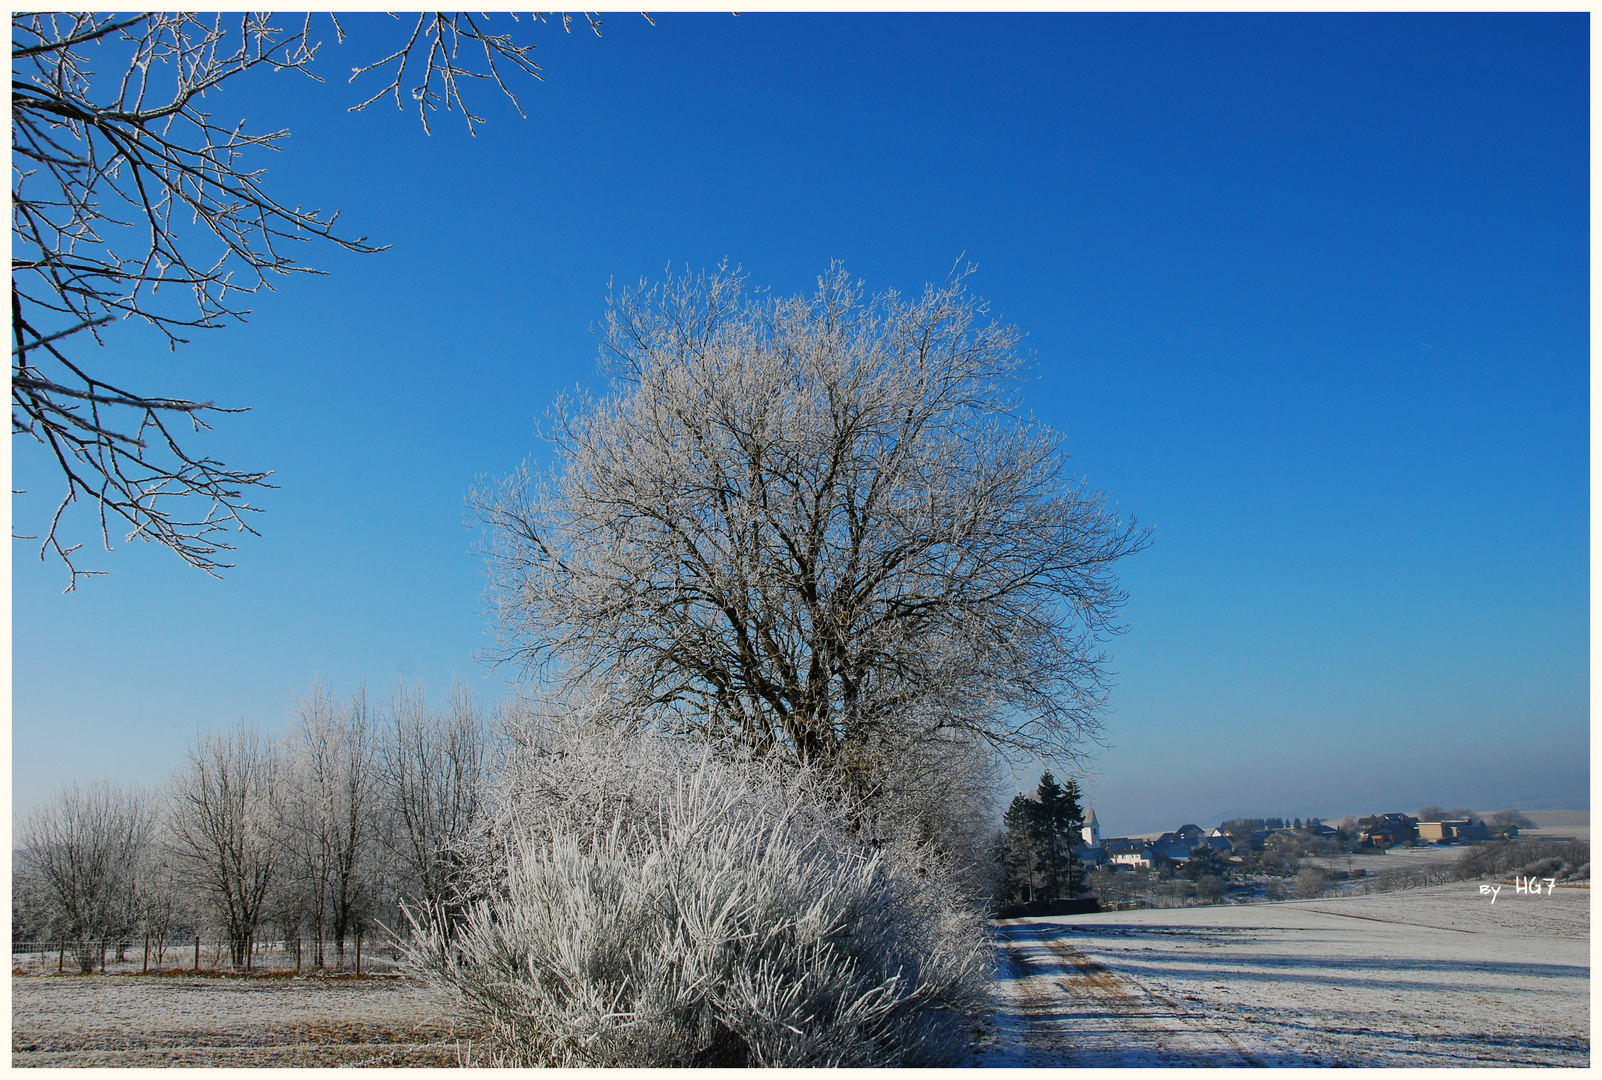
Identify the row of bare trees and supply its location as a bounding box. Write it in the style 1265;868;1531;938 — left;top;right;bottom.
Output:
13;680;489;974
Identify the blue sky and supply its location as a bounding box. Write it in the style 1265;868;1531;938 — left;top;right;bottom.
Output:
12;13;1589;833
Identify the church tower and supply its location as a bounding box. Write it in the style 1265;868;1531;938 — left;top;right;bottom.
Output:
1082;808;1101;847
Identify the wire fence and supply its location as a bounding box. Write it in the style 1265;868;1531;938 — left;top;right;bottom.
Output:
11;935;406;977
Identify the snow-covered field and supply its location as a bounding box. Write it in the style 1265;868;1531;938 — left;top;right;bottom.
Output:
1512;810;1590;843
15;878;1587;1067
11;974;461;1067
978;882;1589;1067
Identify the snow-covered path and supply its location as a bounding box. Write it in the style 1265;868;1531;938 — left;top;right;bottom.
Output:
976;883;1589;1067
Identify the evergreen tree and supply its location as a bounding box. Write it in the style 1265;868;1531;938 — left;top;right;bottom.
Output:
1057;776;1087;898
997;772;1087;903
1034;773;1068;900
1182;844;1229;882
998;794;1041;903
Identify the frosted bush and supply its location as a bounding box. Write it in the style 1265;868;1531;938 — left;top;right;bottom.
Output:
1451;839;1589;882
1294;866;1331;899
407;720;988;1066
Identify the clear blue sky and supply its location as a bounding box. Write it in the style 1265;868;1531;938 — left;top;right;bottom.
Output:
12;13;1589;833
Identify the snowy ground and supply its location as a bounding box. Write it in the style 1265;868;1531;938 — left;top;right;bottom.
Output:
1511;810;1590;843
11;974;461;1067
976;882;1589;1067
14;880;1587;1067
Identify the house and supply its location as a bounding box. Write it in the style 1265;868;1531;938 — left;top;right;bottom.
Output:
1098;822;1233;870
1103;837;1153;869
1074;842;1109;869
1358;813;1417;849
1151;832;1197;862
1417;819;1491;844
1264;829;1304;852
1146;824;1233;863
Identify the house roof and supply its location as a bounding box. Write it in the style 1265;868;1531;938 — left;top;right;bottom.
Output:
1102;837;1148;853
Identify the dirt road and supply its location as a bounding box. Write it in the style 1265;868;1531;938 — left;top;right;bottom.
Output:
991;918;1265;1066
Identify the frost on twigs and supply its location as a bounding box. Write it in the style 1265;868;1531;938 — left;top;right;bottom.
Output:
11;11;604;586
405;717;990;1067
472;262;1151;775
11;13;362;587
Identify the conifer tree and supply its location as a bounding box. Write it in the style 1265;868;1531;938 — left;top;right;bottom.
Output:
1056;775;1087;899
998;794;1041;904
997;771;1087;903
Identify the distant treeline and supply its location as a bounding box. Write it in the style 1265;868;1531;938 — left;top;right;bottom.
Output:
1218;817;1323;835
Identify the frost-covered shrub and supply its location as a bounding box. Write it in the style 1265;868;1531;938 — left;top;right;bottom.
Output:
1516;856;1565;880
1451;839;1590;882
1293;867;1331;899
407;718;988;1067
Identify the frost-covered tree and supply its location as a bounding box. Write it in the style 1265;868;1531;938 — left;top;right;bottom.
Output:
376;681;490;948
282;680;380;970
166;723;282;970
475;264;1149;790
15;780;155;971
1489;809;1536;833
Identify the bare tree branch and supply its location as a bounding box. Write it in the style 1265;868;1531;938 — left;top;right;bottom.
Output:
472;264;1152;783
13;12;633;588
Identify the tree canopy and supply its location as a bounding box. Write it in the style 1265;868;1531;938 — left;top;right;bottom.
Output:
475;265;1150;781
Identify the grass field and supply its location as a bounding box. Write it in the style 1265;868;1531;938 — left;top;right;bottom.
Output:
11;973;462;1067
15;874;1587;1067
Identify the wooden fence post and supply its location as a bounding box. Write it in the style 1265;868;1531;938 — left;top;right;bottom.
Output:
194;935;200;972
143;934;149;974
355;931;362;976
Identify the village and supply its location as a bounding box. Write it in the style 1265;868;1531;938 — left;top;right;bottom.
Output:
1081;809;1512;872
